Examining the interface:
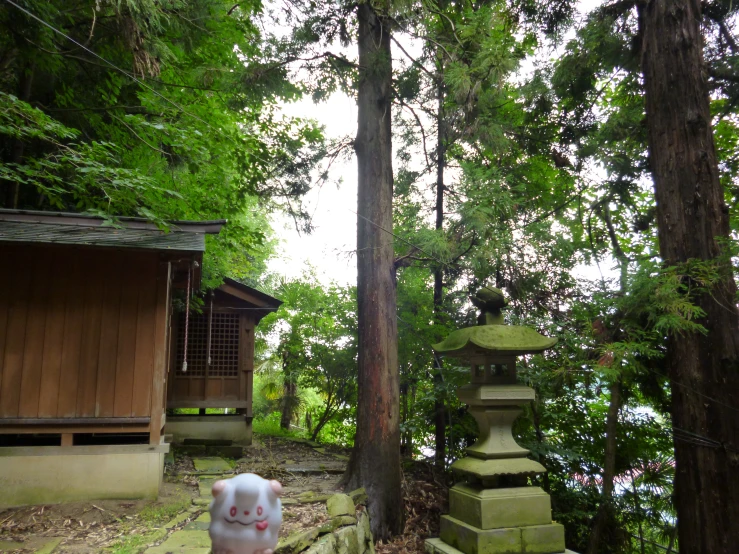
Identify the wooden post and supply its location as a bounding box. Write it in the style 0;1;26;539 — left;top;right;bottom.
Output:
149;261;171;445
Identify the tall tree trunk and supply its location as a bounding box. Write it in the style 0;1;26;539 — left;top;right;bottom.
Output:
340;2;402;540
641;0;739;551
432;70;446;469
280;379;297;430
586;380;622;554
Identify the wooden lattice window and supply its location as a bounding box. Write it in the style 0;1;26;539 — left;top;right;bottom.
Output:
175;312;240;377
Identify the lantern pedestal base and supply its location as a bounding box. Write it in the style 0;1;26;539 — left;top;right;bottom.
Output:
449;485;553;529
426;483;566;554
438;516;565;554
425;537;577;554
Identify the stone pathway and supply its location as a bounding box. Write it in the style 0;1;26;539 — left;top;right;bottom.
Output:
144;451;355;554
143;457;222;554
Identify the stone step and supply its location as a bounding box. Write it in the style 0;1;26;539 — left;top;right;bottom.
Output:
184;438;234;446
193;457;232;473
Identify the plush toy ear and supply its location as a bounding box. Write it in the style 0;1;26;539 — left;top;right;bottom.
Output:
212;480;228;498
269;480;283;497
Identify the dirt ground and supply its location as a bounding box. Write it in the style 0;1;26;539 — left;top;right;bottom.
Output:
0;435;447;553
0;482;194;553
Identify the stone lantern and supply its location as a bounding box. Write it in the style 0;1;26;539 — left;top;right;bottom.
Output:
425;288;570;554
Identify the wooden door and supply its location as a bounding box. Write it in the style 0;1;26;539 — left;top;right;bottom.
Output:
167;309;247;408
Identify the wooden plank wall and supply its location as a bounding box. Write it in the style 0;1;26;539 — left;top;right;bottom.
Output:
0;244;163;421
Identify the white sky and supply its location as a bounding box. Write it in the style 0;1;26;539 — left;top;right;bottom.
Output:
266;0;610;287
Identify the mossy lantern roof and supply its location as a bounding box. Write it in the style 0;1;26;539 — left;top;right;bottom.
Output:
433;287;557;359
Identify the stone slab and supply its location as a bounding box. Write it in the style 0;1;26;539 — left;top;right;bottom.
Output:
193;457;232;472
306;533;338;554
450;457;546;480
440;515;521;554
36;537;64;554
425;537;466;554
449;485;553;529
427;537;577;554
183;520;211;531
284;462;346;474
144;530;211;553
521;523;565;554
196;511;211;522
165;415;252;446
457;384;536;406
207;445;244;458
335;525;359;554
184;438;233;446
0;536;63;553
198;477;219;498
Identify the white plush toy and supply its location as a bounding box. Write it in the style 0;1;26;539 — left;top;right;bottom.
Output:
209;474;283;554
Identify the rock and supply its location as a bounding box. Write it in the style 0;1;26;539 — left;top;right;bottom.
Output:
335;525;360;554
282;497;299;505
318;515;357;534
192;497;211;506
357;511;375;554
297;491;333;503
313;447;327;454
348;488;368;505
327;494;355;517
275;528;320;553
305;533;337;554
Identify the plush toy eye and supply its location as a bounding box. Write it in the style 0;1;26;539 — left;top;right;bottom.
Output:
257;506;263;516
230;506;237;517
244;510;250;516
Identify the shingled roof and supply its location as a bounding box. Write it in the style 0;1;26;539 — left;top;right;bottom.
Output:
0;209;225;252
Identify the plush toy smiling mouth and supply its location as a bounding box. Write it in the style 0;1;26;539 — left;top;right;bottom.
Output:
223;517;269;530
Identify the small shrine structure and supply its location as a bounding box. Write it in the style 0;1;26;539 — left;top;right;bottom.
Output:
426;287;572;554
165;278;281;445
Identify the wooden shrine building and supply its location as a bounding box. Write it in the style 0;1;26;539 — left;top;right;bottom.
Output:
0;209;224;507
165;278;281;446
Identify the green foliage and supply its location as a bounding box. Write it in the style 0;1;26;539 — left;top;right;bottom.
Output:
0;0;327;284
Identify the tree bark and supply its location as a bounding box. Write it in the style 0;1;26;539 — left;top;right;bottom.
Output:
432;70;447;469
586;380;622;554
340;2;402;540
641;0;739;551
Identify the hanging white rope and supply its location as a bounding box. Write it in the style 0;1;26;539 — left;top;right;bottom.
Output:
182;264;191;373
